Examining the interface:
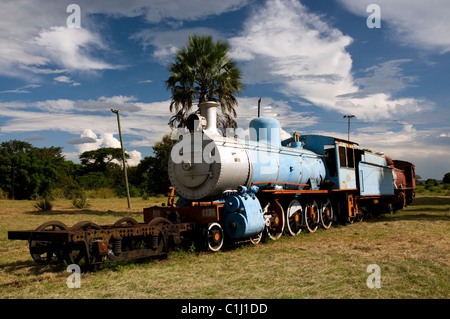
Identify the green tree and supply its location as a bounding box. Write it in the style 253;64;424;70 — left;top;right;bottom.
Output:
79;147;128;173
425;178;439;186
443;172;450;184
78;147;130;192
166;34;243;130
0;140;64;199
132;134;174;194
415;174;423;186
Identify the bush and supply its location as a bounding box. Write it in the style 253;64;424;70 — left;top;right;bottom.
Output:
85;187;115;199
34;197;53;211
72;192;89;209
0;188;8;199
425;178;439;186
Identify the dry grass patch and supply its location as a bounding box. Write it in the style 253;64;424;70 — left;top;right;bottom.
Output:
0;195;448;299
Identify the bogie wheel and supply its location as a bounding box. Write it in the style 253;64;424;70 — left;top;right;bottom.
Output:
148;217;172;254
29;221;69;264
304;201;320;233
320;199;334;229
206;222;224;252
69;221;103;232
113;217;139;227
66;221;103;266
285;200;303;236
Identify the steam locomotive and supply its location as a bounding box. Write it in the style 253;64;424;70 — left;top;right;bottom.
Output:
8;101;416;266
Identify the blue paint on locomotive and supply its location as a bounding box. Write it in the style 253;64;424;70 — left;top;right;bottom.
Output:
223;186;265;239
299;134;395;196
247;117;325;190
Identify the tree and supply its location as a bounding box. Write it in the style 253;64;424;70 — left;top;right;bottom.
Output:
79;147;128;173
78;147;130;193
132;134;175;195
0;140;64;199
443;172;450;184
166;34;243;130
425;178;439;186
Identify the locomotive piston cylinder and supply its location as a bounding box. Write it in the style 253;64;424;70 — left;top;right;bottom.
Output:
223;187;265;239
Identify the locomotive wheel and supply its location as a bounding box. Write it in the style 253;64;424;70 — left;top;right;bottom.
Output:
320;199;334;229
264;200;285;240
113;217;139;227
206;222;224;252
304;201;319;233
249;231;263;245
29;221;69;264
66;221;103;266
285;200;303;236
148;217;172;254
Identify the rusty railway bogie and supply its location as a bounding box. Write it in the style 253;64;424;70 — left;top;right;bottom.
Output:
8;218;196;267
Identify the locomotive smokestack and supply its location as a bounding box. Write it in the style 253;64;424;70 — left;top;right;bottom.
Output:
199;101;219;135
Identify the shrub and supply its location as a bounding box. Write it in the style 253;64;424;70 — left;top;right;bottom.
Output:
34;197;53;211
0;188;8;199
72;192;89;209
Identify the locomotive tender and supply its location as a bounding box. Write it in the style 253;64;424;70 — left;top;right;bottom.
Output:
8;101;416;266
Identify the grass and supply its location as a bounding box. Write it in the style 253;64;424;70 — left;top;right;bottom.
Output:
0;195;449;299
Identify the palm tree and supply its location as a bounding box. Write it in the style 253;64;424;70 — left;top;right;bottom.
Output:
166;35;243;131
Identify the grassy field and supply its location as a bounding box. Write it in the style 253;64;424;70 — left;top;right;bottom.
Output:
0;195;449;299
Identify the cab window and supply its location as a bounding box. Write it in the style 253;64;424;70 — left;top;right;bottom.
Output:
339;146;347;167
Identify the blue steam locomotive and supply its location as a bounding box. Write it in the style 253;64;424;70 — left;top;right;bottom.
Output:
145;101;416;251
8;101;416;265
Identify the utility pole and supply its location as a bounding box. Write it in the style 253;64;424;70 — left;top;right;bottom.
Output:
257;98;261;117
11;166;16;200
343;115;355;141
111;109;131;209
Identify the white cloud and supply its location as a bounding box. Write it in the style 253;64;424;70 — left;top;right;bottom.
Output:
0;0;248;79
79;0;248;23
229;0;430;121
311;124;449;179
126;150;142;167
353;59;417;95
234;96;319;132
73;129;141;167
131;27;223;62
0;1;119;78
33;26;117;71
338;0;450;53
54;75;81;86
0;84;40;94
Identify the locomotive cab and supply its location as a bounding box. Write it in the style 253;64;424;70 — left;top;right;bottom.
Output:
299;135;359;191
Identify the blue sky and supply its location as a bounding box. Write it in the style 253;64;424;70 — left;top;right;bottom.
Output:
0;0;449;179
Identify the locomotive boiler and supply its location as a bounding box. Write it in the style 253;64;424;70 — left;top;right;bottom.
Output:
167;101;326;242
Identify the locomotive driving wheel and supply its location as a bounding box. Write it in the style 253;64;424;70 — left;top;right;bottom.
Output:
29;220;69;264
304;201;320;233
320;199;334;229
285;200;303;236
206;222;224;252
264;200;285;240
